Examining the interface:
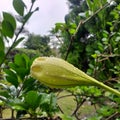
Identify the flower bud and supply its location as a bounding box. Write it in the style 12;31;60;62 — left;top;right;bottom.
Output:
31;57;120;96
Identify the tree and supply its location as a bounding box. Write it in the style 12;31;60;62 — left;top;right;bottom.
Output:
24;34;52;56
51;0;120;119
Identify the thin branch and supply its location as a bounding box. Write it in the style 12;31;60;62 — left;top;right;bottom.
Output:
65;35;75;60
55;35;63;45
98;54;120;57
0;2;35;67
57;104;64;114
56;89;63;97
75;3;109;35
65;2;110;60
72;98;86;117
57;94;74;100
98;54;120;62
105;112;119;120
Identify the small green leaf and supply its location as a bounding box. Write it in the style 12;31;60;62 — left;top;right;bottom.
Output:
14;54;26;67
3;12;16;30
4;69;19;88
12;105;25;111
9;66;28;80
0;37;5;64
91;54;97;59
0;90;10;99
69;28;76;35
8;54;31;80
86;0;93;11
13;0;25;16
22;77;35;92
0;100;4;106
0;38;5;60
86;45;93;53
2;21;14;38
97;106;115;117
39;93;58;116
55;23;65;32
12;37;24;48
23;7;39;23
60;114;75;120
0;51;5;64
25;91;40;110
23;12;33;23
14;54;30;68
0;37;5;51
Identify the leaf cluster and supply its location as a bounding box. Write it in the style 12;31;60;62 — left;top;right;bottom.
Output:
0;0;58;119
51;0;120;119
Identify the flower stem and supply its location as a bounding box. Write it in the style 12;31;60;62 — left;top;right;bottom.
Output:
91;77;120;97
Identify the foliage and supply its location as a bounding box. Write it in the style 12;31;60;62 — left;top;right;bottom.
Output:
0;53;58;119
0;0;58;119
0;0;120;119
51;0;120;119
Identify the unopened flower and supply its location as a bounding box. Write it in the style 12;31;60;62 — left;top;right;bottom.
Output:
31;57;120;96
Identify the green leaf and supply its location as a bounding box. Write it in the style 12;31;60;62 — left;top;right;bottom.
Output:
8;98;26;111
49;93;57;110
13;0;25;16
97;42;104;52
2;21;14;38
88;115;102;120
86;45;94;53
0;37;5;64
0;83;8;89
9;62;27;80
55;23;65;32
14;54;26;67
91;54;97;59
0;100;4;106
0;37;5;52
13;68;28;80
23;12;33;23
12;105;25;111
12;37;24;48
3;12;16;30
86;0;93;11
8;54;31;80
25;91;40;110
0;51;5;64
22;54;30;68
69;28;76;35
4;69;19;88
89;63;95;69
60;114;75;120
22;77;35;92
23;7;39;23
97;106;115;117
14;54;30;69
87;69;93;75
0;90;10;99
39;93;58;116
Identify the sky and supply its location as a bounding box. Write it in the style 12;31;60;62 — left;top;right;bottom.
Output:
0;0;69;35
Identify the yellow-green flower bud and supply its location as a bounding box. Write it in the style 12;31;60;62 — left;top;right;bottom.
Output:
31;57;120;96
